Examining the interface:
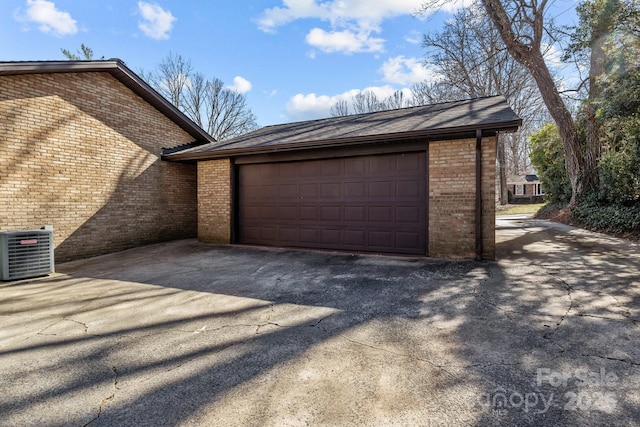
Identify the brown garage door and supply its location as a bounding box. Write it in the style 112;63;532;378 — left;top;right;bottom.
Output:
238;152;427;254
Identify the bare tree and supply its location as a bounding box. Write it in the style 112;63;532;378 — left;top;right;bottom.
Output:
152;52;193;110
352;91;382;114
481;0;583;206
385;91;407;110
330;90;411;116
202;79;259;141
409;81;465;106
145;53;259;141
418;0;585;206
421;4;547;203
330;99;350;117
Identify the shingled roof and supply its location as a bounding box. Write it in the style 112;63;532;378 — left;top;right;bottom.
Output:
164;96;521;161
0;60;215;145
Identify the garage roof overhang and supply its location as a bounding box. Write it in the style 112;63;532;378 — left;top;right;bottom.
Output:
0;60;216;145
162;96;521;162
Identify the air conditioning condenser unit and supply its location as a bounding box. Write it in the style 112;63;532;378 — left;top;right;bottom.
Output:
0;228;55;281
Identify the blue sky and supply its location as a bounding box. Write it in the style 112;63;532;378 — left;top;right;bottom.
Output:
2;0;579;127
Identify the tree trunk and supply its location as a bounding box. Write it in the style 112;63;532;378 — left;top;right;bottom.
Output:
526;53;584;207
480;0;584;207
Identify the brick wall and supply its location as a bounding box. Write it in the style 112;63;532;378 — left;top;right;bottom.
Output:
428;136;496;259
0;72;198;261
197;159;232;243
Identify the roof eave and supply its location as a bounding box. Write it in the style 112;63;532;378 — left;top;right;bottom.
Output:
162;119;522;162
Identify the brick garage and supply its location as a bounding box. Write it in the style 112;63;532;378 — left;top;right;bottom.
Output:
166;97;520;260
0;60;214;261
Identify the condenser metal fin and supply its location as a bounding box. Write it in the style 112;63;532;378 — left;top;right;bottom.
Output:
0;228;54;281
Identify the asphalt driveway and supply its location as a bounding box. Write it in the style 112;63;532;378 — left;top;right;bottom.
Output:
1;217;639;426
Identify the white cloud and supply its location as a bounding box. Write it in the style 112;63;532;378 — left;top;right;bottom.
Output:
542;43;564;69
137;1;176;40
286;93;336;121
227;76;252;94
405;30;422;45
259;0;428;32
306;27;384;54
257;0;326;32
22;0;77;37
380;55;435;85
286;85;405;121
257;0;452;55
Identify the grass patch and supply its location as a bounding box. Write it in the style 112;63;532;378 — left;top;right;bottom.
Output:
496;203;546;216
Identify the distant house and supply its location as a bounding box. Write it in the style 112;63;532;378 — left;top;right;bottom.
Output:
507;174;544;204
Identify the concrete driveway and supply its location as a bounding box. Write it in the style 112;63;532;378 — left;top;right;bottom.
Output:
1;217;639;426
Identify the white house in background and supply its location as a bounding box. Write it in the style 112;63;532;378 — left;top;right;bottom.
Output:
507;174;544;204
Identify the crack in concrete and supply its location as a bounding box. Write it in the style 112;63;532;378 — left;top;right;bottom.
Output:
83;366;119;426
580;353;640;367
542;275;574;341
574;312;636;322
33;317;89;337
330;332;459;379
65;317;89;334
164;343;237;374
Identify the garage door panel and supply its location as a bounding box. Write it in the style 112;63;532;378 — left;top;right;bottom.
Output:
321;160;341;176
345;158;366;175
321;183;341;198
369;206;392;222
370;156;392;173
279;184;298;198
260;227;278;240
396;232;420;248
299;206;318;220
344;230;366;245
261;206;279;219
299;184;318;198
299;162;320;176
321;229;342;244
370;182;391;197
299;228;318;242
279;228;298;242
243;206;261;219
279;206;298;219
242;226;261;240
397;154;420;171
345;206;365;221
238;152;426;254
345;182;366;197
369;231;393;248
261;185;279;198
397;180;420;197
279;164;298;178
320;206;341;221
396;206;420;222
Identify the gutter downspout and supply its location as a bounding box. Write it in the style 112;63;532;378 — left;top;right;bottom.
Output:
475;129;483;261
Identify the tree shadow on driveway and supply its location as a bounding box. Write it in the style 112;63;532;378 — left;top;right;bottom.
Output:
1;218;639;426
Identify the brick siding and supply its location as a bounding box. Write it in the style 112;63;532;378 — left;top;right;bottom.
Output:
428;137;496;259
0;72;198;261
197;159;232;243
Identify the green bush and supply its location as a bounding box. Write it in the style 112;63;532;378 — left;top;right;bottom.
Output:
572;199;640;233
529;124;572;204
596;119;640;204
